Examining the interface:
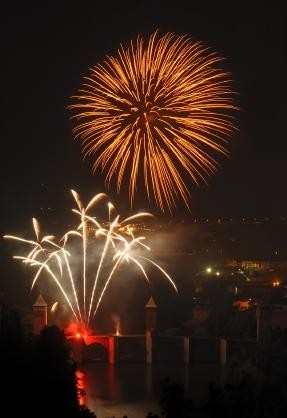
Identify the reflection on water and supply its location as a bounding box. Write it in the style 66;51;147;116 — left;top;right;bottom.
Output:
83;363;223;418
76;370;86;406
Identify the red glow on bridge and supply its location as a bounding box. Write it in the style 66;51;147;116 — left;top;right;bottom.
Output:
64;322;91;341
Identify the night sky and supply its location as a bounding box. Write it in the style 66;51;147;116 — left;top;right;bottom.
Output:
1;3;286;229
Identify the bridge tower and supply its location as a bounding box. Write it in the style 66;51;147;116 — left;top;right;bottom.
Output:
145;296;157;333
32;294;47;335
145;296;157;364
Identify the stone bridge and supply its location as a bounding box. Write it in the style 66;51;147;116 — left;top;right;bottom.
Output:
68;333;252;365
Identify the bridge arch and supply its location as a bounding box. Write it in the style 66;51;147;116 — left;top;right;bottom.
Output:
84;336;115;364
85;335;109;350
83;341;109;363
68;335;115;364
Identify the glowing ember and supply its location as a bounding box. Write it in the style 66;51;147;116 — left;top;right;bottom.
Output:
51;301;58;312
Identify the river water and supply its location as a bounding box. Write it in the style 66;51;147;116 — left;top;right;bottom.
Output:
82;363;223;418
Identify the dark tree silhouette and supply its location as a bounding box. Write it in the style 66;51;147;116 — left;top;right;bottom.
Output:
0;311;96;418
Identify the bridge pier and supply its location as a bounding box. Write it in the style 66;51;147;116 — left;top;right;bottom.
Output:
183;336;190;364
108;336;115;364
71;334;230;365
146;331;152;364
220;337;227;364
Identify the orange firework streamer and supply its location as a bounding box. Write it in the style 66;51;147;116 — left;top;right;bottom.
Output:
70;31;238;212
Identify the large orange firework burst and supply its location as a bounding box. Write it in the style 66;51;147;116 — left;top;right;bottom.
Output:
71;31;238;212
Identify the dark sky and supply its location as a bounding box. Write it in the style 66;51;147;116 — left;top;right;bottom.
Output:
1;2;286;232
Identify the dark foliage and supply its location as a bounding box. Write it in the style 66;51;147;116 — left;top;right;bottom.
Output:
144;344;287;418
2;308;287;418
159;377;192;418
0;309;96;418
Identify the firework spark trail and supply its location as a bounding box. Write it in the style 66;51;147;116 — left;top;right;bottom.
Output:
108;202;115;221
70;31;238;212
92;238;137;318
14;255;79;321
87;214;119;323
71;190;106;322
71;190;87;321
4;190;177;328
51;301;58;312
92;234;171;318
85;210;153;322
61;230;83;322
61;247;82;322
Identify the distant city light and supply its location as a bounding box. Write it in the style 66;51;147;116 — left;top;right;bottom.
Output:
216;271;220;276
272;280;280;287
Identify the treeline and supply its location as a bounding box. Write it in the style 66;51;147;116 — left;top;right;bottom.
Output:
0;308;95;418
1;308;287;417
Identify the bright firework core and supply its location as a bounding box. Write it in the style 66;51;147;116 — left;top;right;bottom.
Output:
4;190;177;329
111;77;164;129
71;31;238;212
